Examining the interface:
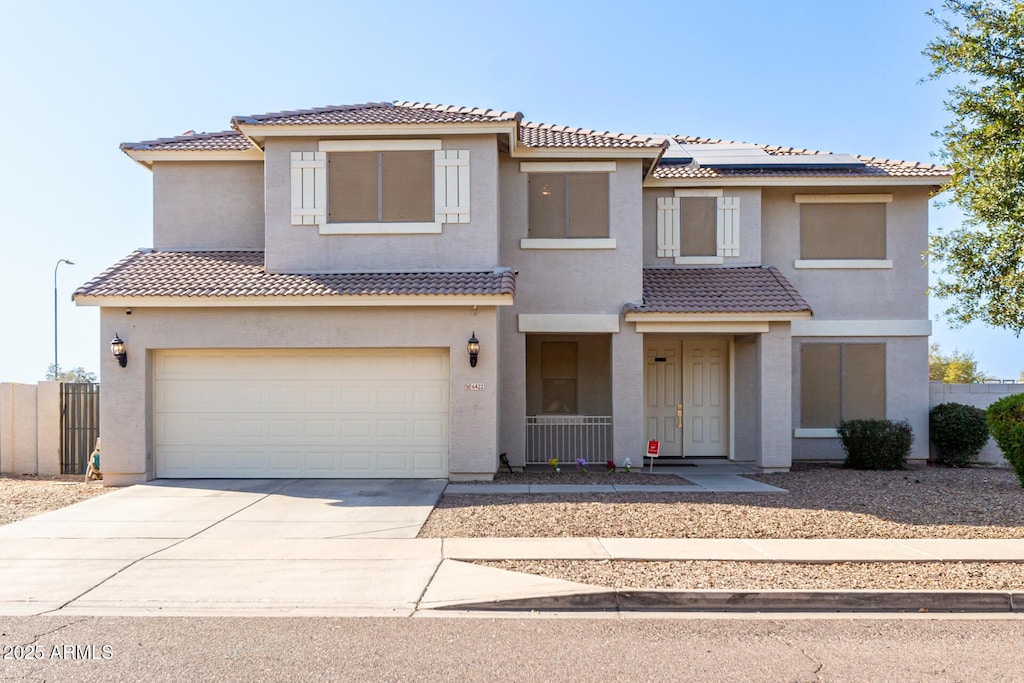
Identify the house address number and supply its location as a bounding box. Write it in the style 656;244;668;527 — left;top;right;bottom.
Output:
465;383;485;391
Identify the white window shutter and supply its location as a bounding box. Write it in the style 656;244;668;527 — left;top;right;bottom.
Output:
434;149;470;223
716;195;740;257
291;151;326;226
656;196;680;257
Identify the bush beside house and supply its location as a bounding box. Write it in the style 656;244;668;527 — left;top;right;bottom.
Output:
929;402;990;467
837;419;914;470
986;393;1024;486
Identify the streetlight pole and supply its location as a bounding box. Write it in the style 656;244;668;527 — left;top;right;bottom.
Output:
53;258;74;380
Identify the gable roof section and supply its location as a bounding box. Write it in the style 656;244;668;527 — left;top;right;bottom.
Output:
232;101;521;127
624;267;811;317
518;121;665;149
74;250;516;307
120;130;253;152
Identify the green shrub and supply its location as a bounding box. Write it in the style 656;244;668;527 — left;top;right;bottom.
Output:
929;402;989;467
837;419;914;470
987;393;1024;487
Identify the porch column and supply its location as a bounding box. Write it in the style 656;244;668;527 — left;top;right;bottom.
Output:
612;326;644;464
758;321;792;471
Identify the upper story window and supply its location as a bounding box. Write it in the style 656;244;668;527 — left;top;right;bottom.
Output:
328;151;433;223
656;189;739;265
519;161;617;250
291;140;469;235
528;173;609;239
794;194;892;269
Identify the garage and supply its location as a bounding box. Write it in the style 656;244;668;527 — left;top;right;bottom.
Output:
153;348;450;478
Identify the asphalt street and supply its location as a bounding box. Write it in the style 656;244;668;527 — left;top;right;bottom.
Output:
2;615;1023;682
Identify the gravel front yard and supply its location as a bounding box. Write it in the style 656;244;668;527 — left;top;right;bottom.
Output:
0;474;109;526
476;559;1024;590
420;465;1024;539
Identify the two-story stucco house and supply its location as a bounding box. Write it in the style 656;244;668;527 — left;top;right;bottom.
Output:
73;101;948;485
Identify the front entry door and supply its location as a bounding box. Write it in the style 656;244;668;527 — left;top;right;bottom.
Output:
645;342;683;457
644;338;729;458
682;339;729;457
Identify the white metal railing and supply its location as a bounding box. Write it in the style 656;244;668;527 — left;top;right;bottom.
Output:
525;416;613;464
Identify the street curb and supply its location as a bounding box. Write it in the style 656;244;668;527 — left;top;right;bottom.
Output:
431;589;1024;613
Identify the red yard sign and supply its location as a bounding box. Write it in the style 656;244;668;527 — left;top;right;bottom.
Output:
647;440;660;457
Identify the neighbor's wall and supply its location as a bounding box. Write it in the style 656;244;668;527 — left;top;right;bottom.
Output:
153;161;265;251
0;382;61;475
929;382;1024;466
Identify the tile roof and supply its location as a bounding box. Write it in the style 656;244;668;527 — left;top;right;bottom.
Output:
74;251;516;300
120;130;254;152
518;121;666;149
624;267;811;315
231;101;521;127
656;136;948;179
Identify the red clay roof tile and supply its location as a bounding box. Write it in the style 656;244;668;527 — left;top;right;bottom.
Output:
625;267;811;315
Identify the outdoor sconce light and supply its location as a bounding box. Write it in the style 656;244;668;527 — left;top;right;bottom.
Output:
467;332;480;368
110;333;128;368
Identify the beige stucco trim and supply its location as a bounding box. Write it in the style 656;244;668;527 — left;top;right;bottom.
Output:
794;259;893;269
632;321;770;333
518;161;617;173
645;177;948;188
519;238;617;250
674;256;724;265
794;193;893;204
318;139;442;152
74;294;514;308
518;314;620;333
320;222;443;235
794;428;839;438
674;188;723;198
792;319;932;337
123;149;265;167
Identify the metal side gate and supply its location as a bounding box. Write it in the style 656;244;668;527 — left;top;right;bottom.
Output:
61;383;99;475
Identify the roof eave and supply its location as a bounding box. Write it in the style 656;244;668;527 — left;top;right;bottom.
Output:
644;175;950;188
73;293;515;308
624;311;812;322
120;147;265;167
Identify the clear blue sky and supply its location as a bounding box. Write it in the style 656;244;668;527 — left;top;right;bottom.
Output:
0;0;1019;383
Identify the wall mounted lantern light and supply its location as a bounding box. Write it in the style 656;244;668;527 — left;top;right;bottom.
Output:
110;333;128;368
467;332;480;368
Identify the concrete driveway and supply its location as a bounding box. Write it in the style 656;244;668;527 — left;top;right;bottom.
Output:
0;479;448;617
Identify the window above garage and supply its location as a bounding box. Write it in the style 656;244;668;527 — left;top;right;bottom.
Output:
291;139;470;235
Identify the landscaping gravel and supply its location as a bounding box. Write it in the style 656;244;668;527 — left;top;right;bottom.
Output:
476;559;1024;590
0;474;109;526
420;465;1024;539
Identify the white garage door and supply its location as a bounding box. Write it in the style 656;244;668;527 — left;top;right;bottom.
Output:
153;349;450;478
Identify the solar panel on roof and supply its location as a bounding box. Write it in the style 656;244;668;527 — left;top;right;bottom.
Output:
677;143;865;169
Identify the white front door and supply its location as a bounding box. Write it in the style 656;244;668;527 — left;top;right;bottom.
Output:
682;339;729;457
644;341;683;457
644;338;729;458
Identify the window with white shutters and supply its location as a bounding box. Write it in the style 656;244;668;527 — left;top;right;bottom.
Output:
657;190;740;264
290;142;470;234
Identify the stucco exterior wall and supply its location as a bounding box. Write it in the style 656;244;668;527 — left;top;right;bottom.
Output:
791;336;929;462
498;157;644;313
263;135;500;273
759;322;793;470
496;156;644;466
36;382;61;476
153;161;265;250
762;186;931;320
98;305;499;484
929;382;1024;466
642;187;762;267
732;337;759;463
